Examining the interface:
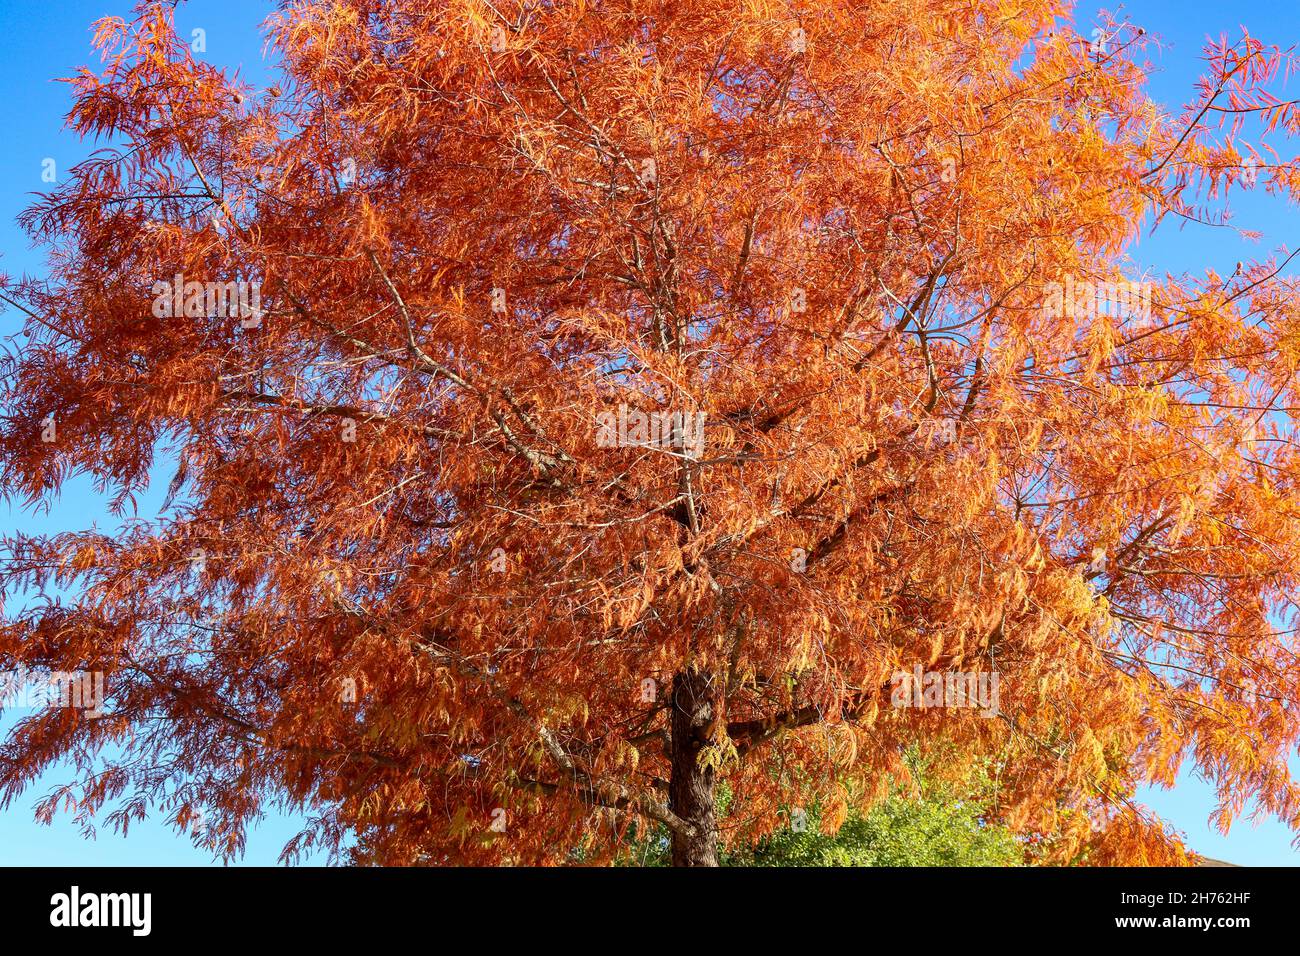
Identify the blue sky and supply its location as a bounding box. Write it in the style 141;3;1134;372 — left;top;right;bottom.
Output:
1;0;1299;866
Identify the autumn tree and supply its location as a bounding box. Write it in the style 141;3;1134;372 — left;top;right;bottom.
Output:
5;0;1300;866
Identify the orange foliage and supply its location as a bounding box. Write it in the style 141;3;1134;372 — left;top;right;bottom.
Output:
3;0;1300;865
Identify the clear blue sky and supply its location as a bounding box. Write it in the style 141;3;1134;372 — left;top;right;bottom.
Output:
1;0;1299;866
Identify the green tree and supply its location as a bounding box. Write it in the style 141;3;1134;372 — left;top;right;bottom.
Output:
733;798;1021;867
611;760;1023;867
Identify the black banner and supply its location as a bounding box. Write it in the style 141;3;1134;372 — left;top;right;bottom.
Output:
0;865;1280;942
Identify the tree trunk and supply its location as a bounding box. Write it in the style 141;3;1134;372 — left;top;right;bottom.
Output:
668;667;719;866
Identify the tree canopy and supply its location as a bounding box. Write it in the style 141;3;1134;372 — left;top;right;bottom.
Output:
4;0;1300;865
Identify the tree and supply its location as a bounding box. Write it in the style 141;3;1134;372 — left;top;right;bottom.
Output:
739;796;1022;868
3;0;1300;866
613;755;1024;866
